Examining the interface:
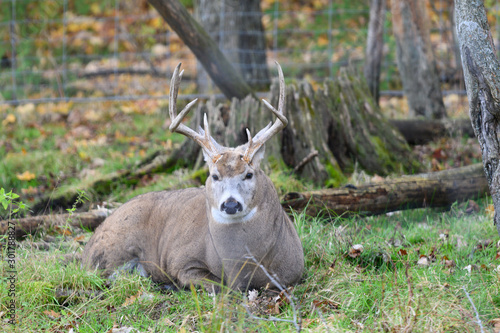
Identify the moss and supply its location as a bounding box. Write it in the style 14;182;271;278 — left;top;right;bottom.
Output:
324;161;346;188
370;135;400;173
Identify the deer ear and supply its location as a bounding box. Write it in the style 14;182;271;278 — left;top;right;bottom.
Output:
250;144;266;166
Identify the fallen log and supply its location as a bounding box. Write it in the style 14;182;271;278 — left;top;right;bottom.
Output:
5;164;489;238
0;209;114;239
282;163;489;217
389;118;475;145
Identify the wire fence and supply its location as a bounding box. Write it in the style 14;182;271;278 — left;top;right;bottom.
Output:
0;0;498;106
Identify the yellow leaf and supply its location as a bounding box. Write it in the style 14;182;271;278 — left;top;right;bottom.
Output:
317;34;329;47
90;3;102;15
486;204;495;218
16;171;36;181
2;114;16;126
122;291;142;307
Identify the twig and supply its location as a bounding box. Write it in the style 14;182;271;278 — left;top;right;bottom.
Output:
314;307;332;333
243;248;301;332
462;286;484;333
293;150;319;173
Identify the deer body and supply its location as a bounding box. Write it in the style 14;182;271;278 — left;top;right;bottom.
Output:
82;63;304;290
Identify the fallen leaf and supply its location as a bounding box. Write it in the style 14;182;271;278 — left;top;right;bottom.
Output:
486;204;495;218
248;289;259;303
73;235;86;242
122;291;142;307
443;259;456;268
417;256;429;266
43;309;61;320
348;244;364;258
54;226;72;236
312;299;340;312
16;171;36;181
328;258;337;272
456;236;468;249
2;113;16;126
465;200;479;214
489;318;500;333
398;248;408;256
477;239;494;250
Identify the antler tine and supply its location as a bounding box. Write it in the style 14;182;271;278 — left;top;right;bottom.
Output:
168;63;223;162
243;61;288;163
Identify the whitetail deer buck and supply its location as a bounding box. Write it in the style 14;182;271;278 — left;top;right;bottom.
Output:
82;62;304;291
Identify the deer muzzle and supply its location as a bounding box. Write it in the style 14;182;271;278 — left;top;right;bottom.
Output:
220;197;243;215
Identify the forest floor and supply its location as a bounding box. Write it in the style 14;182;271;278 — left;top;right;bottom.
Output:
1;93;499;332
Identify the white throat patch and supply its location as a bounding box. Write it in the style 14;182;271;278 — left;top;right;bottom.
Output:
210;207;258;225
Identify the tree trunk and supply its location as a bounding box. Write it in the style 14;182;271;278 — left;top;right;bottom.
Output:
283;163;488;217
364;0;387;105
195;0;270;91
391;0;447;119
455;0;500;236
389;118;474;145
147;0;254;100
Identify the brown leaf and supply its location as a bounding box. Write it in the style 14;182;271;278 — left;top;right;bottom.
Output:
73;234;86;242
54;225;72;236
398;249;408;256
489;318;500;333
122;291;142;307
443;259;456;268
348;244;364;258
477;239;494;250
486;204;495;218
465;200;480;214
312;299;340;312
43;309;61;320
328;259;337;272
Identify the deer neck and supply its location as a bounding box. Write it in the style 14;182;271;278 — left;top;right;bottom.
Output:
206;175;284;259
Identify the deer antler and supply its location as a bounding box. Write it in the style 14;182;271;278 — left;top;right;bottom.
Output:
169;63;223;163
243;61;288;163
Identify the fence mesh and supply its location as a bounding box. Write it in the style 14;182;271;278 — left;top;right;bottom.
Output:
0;0;498;106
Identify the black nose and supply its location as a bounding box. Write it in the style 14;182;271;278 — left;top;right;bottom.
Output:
220;197;243;215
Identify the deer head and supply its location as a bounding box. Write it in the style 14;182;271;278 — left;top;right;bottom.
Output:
169;62;287;225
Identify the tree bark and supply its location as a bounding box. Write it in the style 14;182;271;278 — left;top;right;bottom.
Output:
195;0;269;91
283;163;488;217
389;118;474;145
364;0;387;105
147;0;254;100
1;209;114;239
391;0;447;119
455;0;500;236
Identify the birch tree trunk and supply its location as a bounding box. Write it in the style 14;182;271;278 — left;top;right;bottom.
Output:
391;0;447;119
364;0;386;105
455;0;500;236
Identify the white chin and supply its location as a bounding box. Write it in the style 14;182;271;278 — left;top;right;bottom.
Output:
210;207;257;224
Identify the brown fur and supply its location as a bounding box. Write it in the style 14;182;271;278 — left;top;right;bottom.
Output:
82;149;304;291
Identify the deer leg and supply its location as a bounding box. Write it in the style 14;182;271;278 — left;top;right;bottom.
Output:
177;266;223;292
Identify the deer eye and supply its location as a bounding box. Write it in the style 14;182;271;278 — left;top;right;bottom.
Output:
212;174;219;181
245;173;253;180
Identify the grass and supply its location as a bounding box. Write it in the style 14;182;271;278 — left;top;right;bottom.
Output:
1;197;499;332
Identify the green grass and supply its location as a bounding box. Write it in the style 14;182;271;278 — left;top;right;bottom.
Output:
1;198;499;332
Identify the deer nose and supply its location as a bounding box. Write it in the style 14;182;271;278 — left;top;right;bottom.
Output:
220;197;243;215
